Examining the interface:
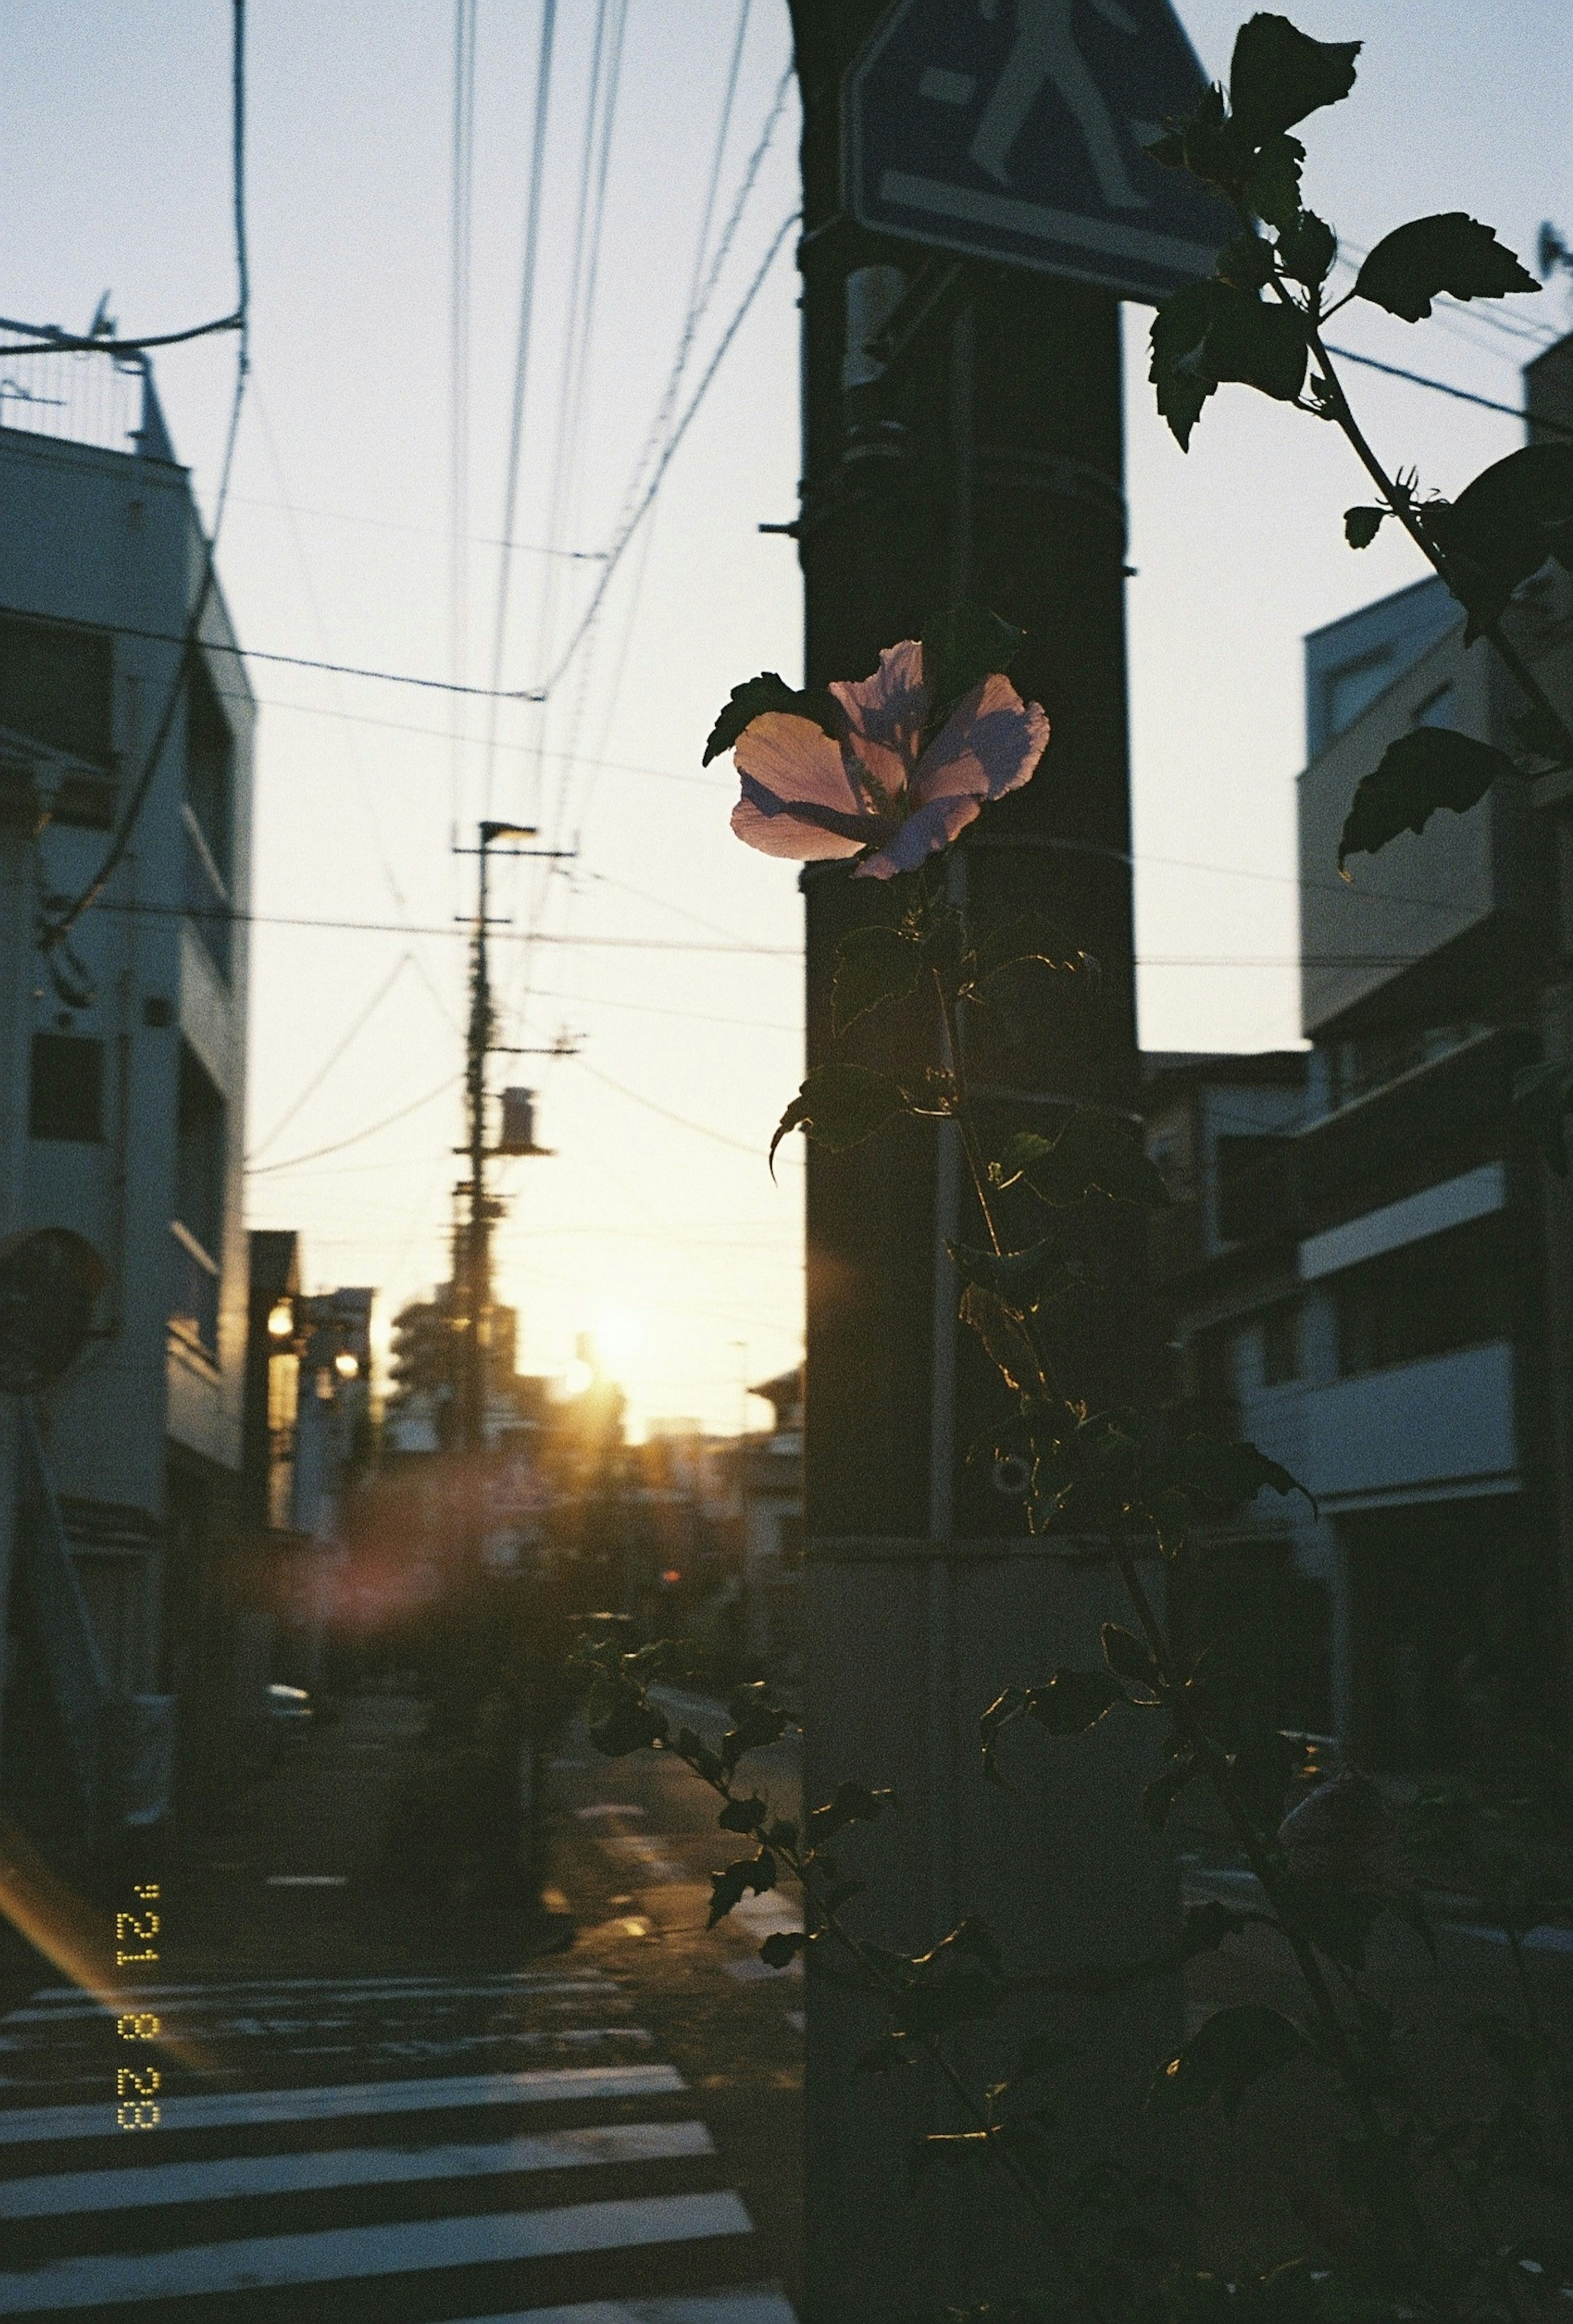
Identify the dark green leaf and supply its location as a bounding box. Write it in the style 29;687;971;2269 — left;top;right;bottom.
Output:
674;1726;725;1785
1024;1668;1125;1736
1102;1622;1159;1688
587;1686;669;1757
854;2032;917;2074
718;1795;767;1834
1338;728;1514;867
1149;278;1231;449
1017;2032;1077;2081
1277;209;1337;287
1228;14;1361;142
830;924;924;1035
980;1687;1028;1786
768;1064;908;1175
1143;127;1188;170
957;1282;1041;1394
1344;505;1386;549
1142;1756;1197;1833
1513;1058;1573;1175
1241;130;1306;233
1147;1435;1310;1511
1353;213;1539;324
1217;231;1274;290
1471;2013;1550;2082
759;1929;807;1970
766;1817;798;1854
911;2128;993;2174
919;604;1024;747
1202;293;1307;403
807;1780;897;1842
995;1112;1170;1208
707;1849;776;1929
946;1235;1069;1313
1148;2004;1309;2116
701;671;839;766
961;911;1085;995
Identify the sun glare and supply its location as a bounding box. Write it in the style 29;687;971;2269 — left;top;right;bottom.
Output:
596;1306;646;1371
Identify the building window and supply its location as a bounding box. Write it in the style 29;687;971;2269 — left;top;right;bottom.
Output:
0;611;114;825
175;1042;226;1263
29;1033;104;1142
1261;1301;1301;1386
1335;1215;1511;1377
1215;1135;1292;1244
1323;647;1394;742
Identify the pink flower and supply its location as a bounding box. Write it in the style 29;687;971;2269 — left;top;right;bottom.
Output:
728;640;1049;881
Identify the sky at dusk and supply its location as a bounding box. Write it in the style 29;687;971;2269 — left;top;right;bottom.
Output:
4;0;1570;1431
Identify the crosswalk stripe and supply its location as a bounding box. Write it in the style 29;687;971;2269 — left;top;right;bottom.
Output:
0;2063;685;2145
0;2118;715;2217
0;2188;755;2310
460;2289;798;2323
19;1970;614;2012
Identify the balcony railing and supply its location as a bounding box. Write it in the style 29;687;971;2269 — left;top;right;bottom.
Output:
169;1220;220;1359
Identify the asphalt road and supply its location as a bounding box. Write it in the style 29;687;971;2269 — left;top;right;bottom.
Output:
0;1691;805;2324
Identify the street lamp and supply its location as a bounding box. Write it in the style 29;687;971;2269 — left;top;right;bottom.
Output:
334;1349;359;1381
267;1298;294;1341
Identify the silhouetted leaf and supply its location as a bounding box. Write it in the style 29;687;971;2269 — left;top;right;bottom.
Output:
1017;2032;1077;2081
1143;1756;1198;1833
1513;1058;1573;1175
1354;213;1539;323
1277;210;1337;287
769;1064;908;1174
701;672;839;765
830;924;924;1035
995;1114;1170;1208
759;1929;807;1969
1429;442;1573;632
587;1686;669;1757
718;1795;767;1834
1228;14;1361;142
1338;728;1514;867
958;1283;1040;1394
807;1780;897;1843
855;2032;916;2074
920;604;1024;747
946;1235;1070;1313
1217;231;1275;290
1203;294;1307;403
1512;701;1572;761
707;1850;776;1929
1102;1623;1159;1689
1149;2005;1309;2117
1147;1436;1310;1511
961;912;1085;995
1242;132;1306;232
980;1687;1028;1786
1344;505;1386;549
1149;278;1231;449
1025;1668;1126;1736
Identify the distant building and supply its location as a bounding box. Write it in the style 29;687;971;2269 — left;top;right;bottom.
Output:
736;1367;803;1670
1143;333;1573;1775
0;346;255;1844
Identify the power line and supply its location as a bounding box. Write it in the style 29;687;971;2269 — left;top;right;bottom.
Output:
572;1056;789;1157
523;202;799;708
247;951;413;1160
95;898;799;952
481;0;560;813
1324;342;1573;438
0;606;527;699
245;1072;463;1177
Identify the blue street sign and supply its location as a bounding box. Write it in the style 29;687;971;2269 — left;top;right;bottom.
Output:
846;0;1233;303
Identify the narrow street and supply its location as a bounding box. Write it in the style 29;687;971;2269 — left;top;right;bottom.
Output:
0;1694;804;2323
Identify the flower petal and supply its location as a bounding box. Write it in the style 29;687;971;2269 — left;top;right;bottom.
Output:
912;674;1050;808
732;711;860;817
829;640;926;803
854;792;984;880
731;794;866;862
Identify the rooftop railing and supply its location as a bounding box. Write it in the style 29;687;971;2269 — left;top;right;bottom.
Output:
0;325;175;461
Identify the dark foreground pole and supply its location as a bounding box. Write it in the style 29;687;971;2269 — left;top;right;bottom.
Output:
787;8;1181;2315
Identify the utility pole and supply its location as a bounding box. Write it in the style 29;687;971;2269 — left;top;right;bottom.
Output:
783;6;1224;2317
